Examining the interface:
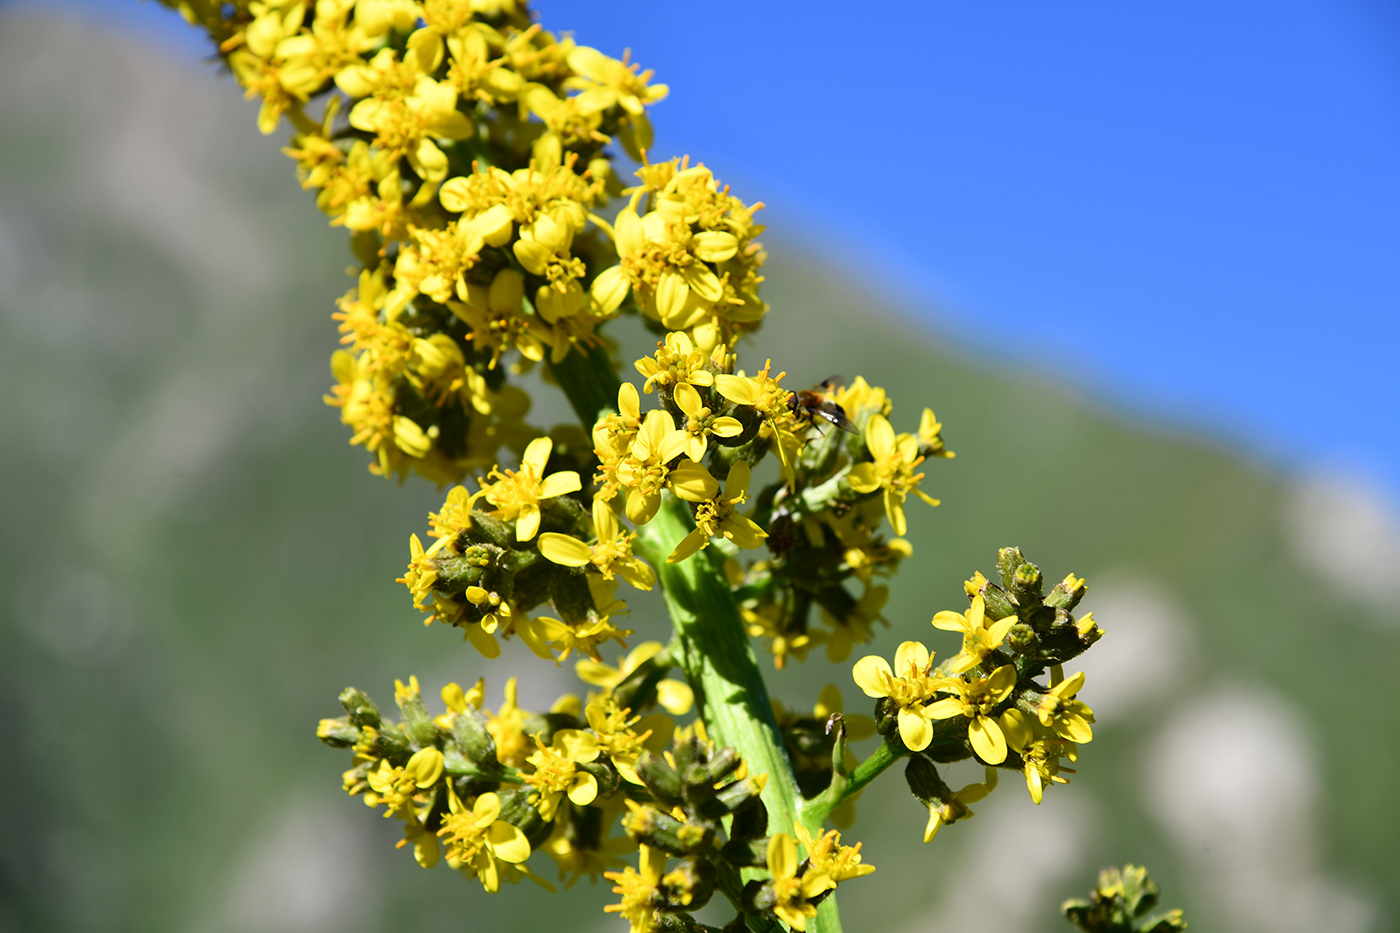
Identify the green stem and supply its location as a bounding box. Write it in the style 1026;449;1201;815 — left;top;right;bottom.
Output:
800;739;903;832
633;500;802;834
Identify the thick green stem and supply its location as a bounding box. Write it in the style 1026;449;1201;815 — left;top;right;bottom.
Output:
553;346;844;933
634;499;801;828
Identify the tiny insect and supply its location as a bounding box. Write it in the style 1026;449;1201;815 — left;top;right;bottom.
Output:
787;376;858;434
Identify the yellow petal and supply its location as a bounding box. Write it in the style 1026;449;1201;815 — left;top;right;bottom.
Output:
725;460;752;497
522;436;553;473
614;207;644;257
474;792;502;822
669;459;719;501
566;771;598;806
925;698;965;721
713;374;756;405
897;708;933;752
893;640;929;673
865;414;895;460
846;463;880;494
516;505;541;541
673;382;702;416
486;821;531;863
681;262;723;303
625;489;660;525
766;833;798;880
968;716;1008;764
655;269;689;323
711;417;743;437
691;230;739;262
590;264;630;313
987;664;1018;702
538;533;592;567
722;514;767;549
667;528;708;564
851;656;892;698
931;610;968;633
539;470;583;499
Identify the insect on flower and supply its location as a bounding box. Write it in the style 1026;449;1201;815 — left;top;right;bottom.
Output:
788;376;858;435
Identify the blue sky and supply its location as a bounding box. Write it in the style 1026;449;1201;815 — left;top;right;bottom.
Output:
21;0;1400;501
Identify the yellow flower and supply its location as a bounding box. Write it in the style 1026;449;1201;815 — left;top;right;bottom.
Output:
537;497;656;590
851;641;950;752
534;613;634;664
793;822;875;883
633;331;715;393
923;767;998;842
436;787;532;893
593;382;643;501
672;382;743;461
1035;668;1095;743
916;406;954;459
524;730;603;821
1002;708;1076;804
603;844;666;933
930;594;1018;674
714;359;805;476
926;664;1019;764
584;695;667;784
364;747;444;817
846;414;939;536
767;832;835;932
615;410;688;524
474;436;582;541
575;642;694;715
484;677;532;768
667;461;767;563
592;161;766;347
565;45;669;117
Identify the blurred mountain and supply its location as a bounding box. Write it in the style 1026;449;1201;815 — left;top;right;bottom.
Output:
1;10;1396;933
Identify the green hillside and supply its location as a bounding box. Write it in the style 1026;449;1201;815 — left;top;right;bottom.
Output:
1;11;1395;933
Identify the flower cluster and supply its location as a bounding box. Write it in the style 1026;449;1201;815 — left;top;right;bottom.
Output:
318;670;869;930
162;2;1128;930
855;547;1103;840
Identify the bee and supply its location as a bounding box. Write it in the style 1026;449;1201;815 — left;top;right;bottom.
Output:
787;376;858;434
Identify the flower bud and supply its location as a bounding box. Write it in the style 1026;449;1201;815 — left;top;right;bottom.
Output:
339;687;381;729
450;706;497;764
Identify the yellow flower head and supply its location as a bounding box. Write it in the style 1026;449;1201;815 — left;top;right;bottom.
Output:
672;382;744;462
437;787;532;893
525;729;603;821
846;414;940;537
851;641;951;752
538;497;657;590
766;832;835;932
667;461;767;563
1035;669;1095;744
633;331;715;394
614;409;687;524
534;613;634;664
575;642;694;715
474;436;582;541
603;844;666;933
926;664;1019;764
794;822;876;883
930;594;1018;674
